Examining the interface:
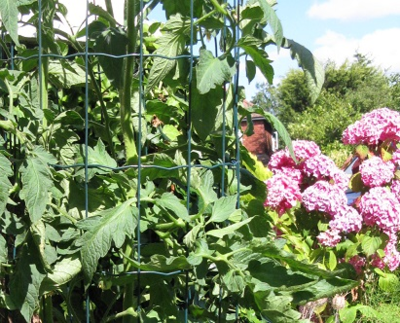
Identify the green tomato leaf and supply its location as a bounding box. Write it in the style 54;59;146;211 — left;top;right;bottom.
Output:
238;37;274;84
93;27;128;89
223;270;246;293
0;0;20;46
208;196;238;223
190;170;218;209
248;0;283;49
19;156;54;223
0;234;7;264
41;255;82;293
146;14;188;92
0;153;12;216
196;48;235;94
9;243;46;322
76;200;138;284
124;254;191;271
88;3;118;26
287;39;325;103
207;218;252;238
245;59;256;84
156;192;190;222
48;61;87;88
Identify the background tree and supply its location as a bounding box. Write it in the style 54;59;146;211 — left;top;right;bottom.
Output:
253;53;399;164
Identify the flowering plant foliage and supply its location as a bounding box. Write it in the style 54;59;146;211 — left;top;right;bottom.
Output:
265;108;400;282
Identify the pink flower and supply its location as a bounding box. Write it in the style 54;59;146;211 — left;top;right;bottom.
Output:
291;140;321;160
317;229;341;247
391;180;400;202
392;150;400;167
359;187;400;235
370;242;400;272
331;171;350;191
265;172;302;215
302;154;337;179
274;167;303;184
329;205;362;233
268;149;296;171
302;181;347;216
383;242;400;271
370;254;385;270
359;156;395;187
348;255;366;274
268;140;321;172
302;154;349;190
342;108;400;145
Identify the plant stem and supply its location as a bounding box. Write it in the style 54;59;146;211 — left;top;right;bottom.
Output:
120;0;139;165
122;241;135;323
41;294;54;323
209;0;228;15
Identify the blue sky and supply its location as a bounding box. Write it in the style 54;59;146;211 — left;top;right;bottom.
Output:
245;0;400;99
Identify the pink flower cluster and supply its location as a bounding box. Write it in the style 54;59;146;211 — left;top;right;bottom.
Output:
266;140;360;247
342;108;400;145
264;173;302;216
265;108;400;273
347;255;367;275
359;187;400;237
359;156;395;187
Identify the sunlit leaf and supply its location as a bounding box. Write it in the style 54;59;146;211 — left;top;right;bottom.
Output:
0;0;20;45
208;196;238;223
9;243;46;322
146;14;188;92
248;0;283;49
156;192;190;222
76;200;138;283
287;39;325;103
19;156;54;223
196;48;235;94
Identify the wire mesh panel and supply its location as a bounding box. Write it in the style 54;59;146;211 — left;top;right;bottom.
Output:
0;0;343;322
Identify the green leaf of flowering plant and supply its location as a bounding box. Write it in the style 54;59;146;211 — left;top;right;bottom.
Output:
378;272;399;292
349;172;366;193
380;146;392;162
361;235;384;257
355;144;370;160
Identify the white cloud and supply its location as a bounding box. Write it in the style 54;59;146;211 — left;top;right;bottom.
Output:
308;0;400;21
313;28;400;73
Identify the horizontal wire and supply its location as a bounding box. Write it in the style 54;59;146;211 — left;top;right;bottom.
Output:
48;161;239;171
101;270;183;277
0;52;199;62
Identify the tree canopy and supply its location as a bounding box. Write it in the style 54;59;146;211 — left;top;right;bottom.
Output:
253;53;400;160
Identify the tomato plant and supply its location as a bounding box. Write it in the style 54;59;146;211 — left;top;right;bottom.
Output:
0;0;355;322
